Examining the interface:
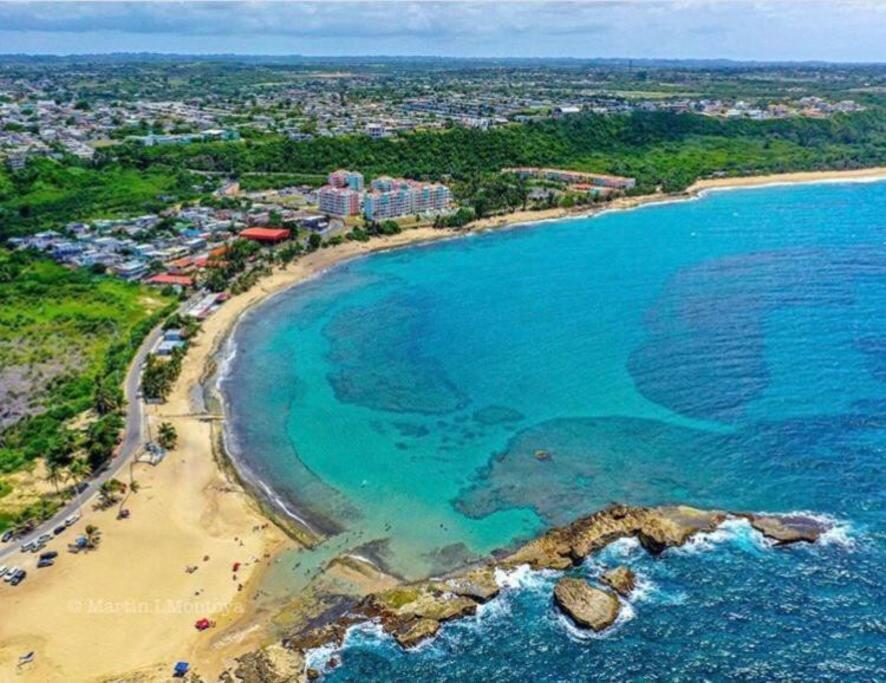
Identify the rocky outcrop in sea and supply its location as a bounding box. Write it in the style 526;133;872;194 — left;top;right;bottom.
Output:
222;504;831;682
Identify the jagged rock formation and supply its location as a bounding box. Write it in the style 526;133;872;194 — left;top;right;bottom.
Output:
221;504;830;682
504;504;727;569
746;513;829;545
553;577;621;631
601;566;636;597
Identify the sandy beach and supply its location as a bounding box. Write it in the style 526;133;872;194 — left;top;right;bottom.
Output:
687;167;886;192
0;228;454;683
1;166;885;681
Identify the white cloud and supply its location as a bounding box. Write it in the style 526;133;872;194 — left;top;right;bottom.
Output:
0;1;883;60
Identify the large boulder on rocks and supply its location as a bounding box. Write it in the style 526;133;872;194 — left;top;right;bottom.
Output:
553;577;620;632
440;566;500;603
392;617;441;648
635;505;727;554
601;566;636;597
749;514;829;545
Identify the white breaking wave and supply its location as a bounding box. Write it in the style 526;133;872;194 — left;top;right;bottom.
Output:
494;563;558;592
754;510;857;550
665;517;776;556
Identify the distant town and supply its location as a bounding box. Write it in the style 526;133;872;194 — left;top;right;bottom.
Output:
0;57;868;170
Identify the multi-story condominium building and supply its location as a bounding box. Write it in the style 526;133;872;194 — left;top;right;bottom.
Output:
318;185;362;216
327;169;365;191
364;177;451;220
504;167;636;190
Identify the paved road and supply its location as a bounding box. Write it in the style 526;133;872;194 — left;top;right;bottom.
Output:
0;321;168;562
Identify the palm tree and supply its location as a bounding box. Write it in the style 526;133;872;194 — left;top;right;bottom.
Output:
93;377;124;416
68;458;90;484
45;461;65;494
157;422;178;450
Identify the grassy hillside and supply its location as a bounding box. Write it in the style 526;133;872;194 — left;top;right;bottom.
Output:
0;249;176;475
0;158;197;240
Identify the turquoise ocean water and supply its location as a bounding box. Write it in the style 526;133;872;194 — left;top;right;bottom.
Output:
222;181;885;680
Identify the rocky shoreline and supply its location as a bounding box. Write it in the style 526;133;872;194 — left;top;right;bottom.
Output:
219;503;830;682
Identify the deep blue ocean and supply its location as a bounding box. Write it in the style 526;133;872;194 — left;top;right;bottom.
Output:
222;181;885;681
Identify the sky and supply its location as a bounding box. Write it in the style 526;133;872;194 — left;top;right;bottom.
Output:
0;0;884;62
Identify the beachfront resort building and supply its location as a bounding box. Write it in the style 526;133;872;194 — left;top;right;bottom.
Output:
318;186;363;216
327;169;365;191
316;169;452;219
317;169;366;216
504;167;636;190
363;177;452;220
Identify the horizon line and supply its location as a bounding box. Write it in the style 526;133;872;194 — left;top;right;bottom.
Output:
1;52;884;66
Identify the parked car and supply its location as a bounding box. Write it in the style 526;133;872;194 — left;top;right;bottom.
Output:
10;569;26;586
4;567;21;583
64;513;81;528
37;533;52;544
20;541;35;553
39;551;58;561
37;558;54;569
1;530;14;543
53;524;66;535
0;566;8;579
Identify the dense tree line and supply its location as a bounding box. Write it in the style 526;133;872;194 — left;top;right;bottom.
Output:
111;110;886;195
3;110;886;238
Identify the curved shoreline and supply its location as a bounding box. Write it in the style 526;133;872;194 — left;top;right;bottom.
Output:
211;166;886;548
0;167;883;681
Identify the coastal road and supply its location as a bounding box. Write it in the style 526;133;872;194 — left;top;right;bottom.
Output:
0;310;179;563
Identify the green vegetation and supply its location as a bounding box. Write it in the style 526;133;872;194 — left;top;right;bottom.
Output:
141;346;186;402
114;110;886;196
157;422;177;450
0;158;200;240
3;110;884;238
237;172;326;191
0;249;176;474
84;413;125;472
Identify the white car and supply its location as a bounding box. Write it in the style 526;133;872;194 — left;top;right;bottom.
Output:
0;566;8;579
3;567;20;583
64;513;81;528
20;540;35;553
37;533;52;544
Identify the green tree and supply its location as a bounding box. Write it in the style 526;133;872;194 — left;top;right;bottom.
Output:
45;461;66;494
93;376;124;416
157;422;177;450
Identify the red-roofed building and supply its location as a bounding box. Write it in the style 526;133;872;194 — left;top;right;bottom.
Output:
167;256;196;274
145;273;195;287
239;227;291;244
